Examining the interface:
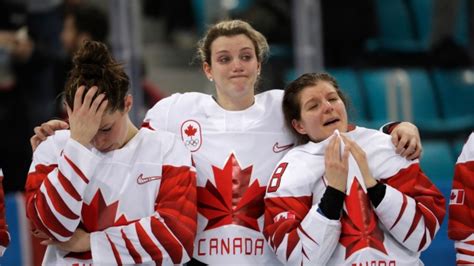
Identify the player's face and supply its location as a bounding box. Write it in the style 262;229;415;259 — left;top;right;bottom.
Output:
292;82;348;142
203;34;261;108
61;16;79;54
91;96;132;152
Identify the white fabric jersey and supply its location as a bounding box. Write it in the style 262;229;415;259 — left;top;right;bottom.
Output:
144;90;293;265
448;132;474;264
264;126;446;266
25;128;197;265
0;169;9;256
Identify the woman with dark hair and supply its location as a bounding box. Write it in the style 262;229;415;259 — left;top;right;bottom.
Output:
264;73;445;265
24;41;197;265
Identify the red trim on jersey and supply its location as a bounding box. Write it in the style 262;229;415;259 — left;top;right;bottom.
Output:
136;222;163;263
141;121;155;130
106;232;123;265
449;161;474;240
264;196;312;261
151;217;183;263
57;171;82;201
390;194;407;230
43;177;79;219
383;163;445;250
121;229;142;264
155;165;197;258
35;191;73;238
63;154;89;184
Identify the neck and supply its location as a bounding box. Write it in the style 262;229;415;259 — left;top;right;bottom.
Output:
215;91;255;111
121;119;139;148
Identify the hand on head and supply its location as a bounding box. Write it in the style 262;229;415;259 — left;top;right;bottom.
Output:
67;85;108;147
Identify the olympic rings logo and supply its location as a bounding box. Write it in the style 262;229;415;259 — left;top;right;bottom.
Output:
185;138;200;146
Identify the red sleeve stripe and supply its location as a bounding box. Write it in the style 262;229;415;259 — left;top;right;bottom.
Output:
135;222;163;264
106;232;123;265
151;217;182;264
26;197;55;239
57;171;82;201
121;228;142;264
418;203;438;239
457;247;474;256
417;229;427;251
403;211;422;242
390;194;408;230
63;154;89;184
35;191;73;238
286;230;300;261
298;225;318;245
43;177;79;220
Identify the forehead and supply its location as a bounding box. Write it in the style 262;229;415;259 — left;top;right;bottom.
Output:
100;110;122;125
210;34;255;53
299;82;337;100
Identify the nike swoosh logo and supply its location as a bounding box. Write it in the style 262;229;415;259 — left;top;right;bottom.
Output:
273;142;294;153
137;174;161;184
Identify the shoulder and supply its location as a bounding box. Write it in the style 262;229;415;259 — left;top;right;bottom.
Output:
255;89;284;106
458;132;474;163
350;127;412;179
267;144;325;197
33;130;70;161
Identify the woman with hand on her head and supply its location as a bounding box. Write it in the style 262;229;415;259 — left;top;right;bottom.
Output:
264;73;445;265
30;20;423;265
24;40;197;265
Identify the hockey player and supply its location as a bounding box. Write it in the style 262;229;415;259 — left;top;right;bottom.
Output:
30;20;423;265
264;73;445;265
448;132;474;264
24;41;197;265
0;169;10;256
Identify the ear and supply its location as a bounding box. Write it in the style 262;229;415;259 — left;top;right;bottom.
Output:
124;95;133;112
203;62;212;80
257;62;261;74
291;119;307;135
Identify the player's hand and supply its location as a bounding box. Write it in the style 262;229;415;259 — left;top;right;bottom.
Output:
31;120;69;152
390;122;422;160
341;135;377;188
40;228;90;253
67;85;108;147
324;133;349;193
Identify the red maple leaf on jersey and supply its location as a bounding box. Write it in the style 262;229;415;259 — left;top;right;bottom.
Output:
66;189;134;260
197;153;266;232
339;178;387;259
184;125;197;137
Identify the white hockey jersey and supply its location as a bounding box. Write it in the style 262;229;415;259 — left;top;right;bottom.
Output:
0;169;9;256
264;126;445;266
143;90;293;265
25;128;197;265
448;132;474;264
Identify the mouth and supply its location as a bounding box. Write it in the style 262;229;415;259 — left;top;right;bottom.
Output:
229;75;247;79
323;118;340;126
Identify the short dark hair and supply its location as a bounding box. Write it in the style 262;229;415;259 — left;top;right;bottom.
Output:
65;41;129;112
66;5;109;42
282;73;348;145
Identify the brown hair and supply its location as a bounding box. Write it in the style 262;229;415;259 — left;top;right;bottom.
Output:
64;40;129;112
282;73;348;144
196;19;269;66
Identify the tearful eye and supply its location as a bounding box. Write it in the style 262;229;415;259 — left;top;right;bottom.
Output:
100;128;111;132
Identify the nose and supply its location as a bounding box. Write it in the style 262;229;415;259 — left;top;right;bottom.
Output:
322;100;334;113
232;58;244;72
91;134;108;150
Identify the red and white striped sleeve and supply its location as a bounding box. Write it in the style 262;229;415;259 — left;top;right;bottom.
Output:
448;133;474;264
0;169;10;256
90;136;197;265
374;160;446;252
25;133;101;242
264;155;341;265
